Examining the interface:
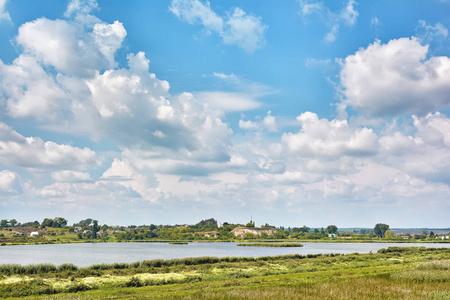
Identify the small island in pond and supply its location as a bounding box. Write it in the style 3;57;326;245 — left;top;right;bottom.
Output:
237;242;303;247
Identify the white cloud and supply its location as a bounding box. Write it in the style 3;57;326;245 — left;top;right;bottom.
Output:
340;37;450;116
51;170;92;182
101;158;160;202
1;4;235;177
380;112;450;183
239;119;258;130
263;111;277;132
282;112;378;158
65;0;98;17
0;170;21;194
340;0;358;26
16;18;108;77
298;0;358;43
0;0;11;22
221;8;267;53
324;179;357;198
417;20;448;43
371;17;379;26
0;55;70;121
86;54;233;165
195;91;262;112
324;24;339;43
170;0;267;53
0;122;97;171
93;21;127;68
238;111;278;132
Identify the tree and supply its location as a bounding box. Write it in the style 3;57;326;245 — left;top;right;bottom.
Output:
325;225;338;234
246;220;255;227
374;223;390;238
292;226;310;233
0;219;9;227
77;218;93;228
384;229;394;238
9;219;17;227
41;218;54;228
53;217;67;228
92;220;99;239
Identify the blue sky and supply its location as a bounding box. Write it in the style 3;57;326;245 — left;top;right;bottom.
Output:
0;0;449;228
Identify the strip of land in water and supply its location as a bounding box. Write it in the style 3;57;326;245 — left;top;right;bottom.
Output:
237;242;304;247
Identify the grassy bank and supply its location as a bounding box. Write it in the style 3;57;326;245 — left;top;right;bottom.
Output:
0;247;449;299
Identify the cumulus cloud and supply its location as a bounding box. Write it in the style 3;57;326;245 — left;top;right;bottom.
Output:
0;55;70;121
170;0;267;53
298;0;358;43
51;170;92;182
0;0;236;185
0;170;21;194
380;112;450;183
282;112;378;158
15;17;125;77
239;111;278;132
339;37;450;116
86;55;233;164
0;122;97;171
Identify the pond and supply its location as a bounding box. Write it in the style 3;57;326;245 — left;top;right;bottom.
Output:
1;242;448;267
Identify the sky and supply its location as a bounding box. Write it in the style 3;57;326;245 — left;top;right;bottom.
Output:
0;0;449;228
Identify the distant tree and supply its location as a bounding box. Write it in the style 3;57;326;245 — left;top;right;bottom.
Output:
422;230;428;236
314;228;319;233
384;230;394;238
325;225;338;234
292;226;310;233
246;221;255;228
1;219;9;227
9;219;17;227
196;218;217;226
374;223;390;238
429;231;435;238
41;218;54;228
77;218;93;228
53;217;67;228
92;220;99;239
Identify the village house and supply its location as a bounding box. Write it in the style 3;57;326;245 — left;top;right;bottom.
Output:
30;231;39;237
231;227;277;238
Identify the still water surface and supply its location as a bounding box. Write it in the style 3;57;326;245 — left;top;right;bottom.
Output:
1;242;448;267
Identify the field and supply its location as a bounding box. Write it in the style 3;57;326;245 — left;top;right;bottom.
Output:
0;247;449;299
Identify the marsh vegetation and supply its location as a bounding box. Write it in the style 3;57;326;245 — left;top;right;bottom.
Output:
0;247;448;299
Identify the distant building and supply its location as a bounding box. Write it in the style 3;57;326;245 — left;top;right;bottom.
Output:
231;227;277;238
30;232;39;237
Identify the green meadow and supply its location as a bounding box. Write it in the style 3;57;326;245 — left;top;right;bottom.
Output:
0;247;449;299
